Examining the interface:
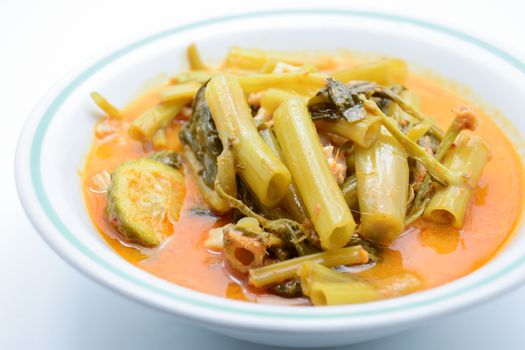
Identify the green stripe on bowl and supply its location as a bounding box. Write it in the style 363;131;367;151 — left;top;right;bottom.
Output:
30;9;525;318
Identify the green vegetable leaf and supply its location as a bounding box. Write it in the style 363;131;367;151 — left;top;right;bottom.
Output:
149;151;182;169
179;82;223;188
308;78;366;123
271;279;303;298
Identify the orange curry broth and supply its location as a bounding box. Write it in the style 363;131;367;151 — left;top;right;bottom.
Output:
82;73;524;304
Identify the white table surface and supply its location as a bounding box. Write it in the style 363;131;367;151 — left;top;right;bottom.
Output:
2;0;525;349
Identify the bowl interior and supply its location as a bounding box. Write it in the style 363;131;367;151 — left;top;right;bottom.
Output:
21;11;525;331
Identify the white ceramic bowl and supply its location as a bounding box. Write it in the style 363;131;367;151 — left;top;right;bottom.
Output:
15;9;525;348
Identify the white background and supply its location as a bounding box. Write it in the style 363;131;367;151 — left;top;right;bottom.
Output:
2;0;525;349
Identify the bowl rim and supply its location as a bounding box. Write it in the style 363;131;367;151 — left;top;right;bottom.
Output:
15;8;525;332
